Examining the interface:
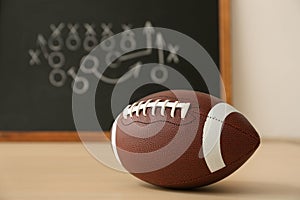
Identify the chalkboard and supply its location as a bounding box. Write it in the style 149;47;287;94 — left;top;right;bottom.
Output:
0;0;231;141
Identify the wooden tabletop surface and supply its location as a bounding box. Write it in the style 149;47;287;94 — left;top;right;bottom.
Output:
0;140;299;200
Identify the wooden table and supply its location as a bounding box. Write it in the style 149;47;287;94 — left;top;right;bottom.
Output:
0;141;299;200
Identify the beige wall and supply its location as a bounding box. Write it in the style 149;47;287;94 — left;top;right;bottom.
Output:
231;0;300;138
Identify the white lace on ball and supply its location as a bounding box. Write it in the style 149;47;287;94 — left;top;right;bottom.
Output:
123;99;190;119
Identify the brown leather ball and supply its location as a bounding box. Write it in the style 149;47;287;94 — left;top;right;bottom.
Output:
111;90;260;189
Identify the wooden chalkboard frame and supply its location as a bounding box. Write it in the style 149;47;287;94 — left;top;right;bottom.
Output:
0;0;232;141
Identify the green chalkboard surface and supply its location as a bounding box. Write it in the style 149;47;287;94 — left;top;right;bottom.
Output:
0;0;229;139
